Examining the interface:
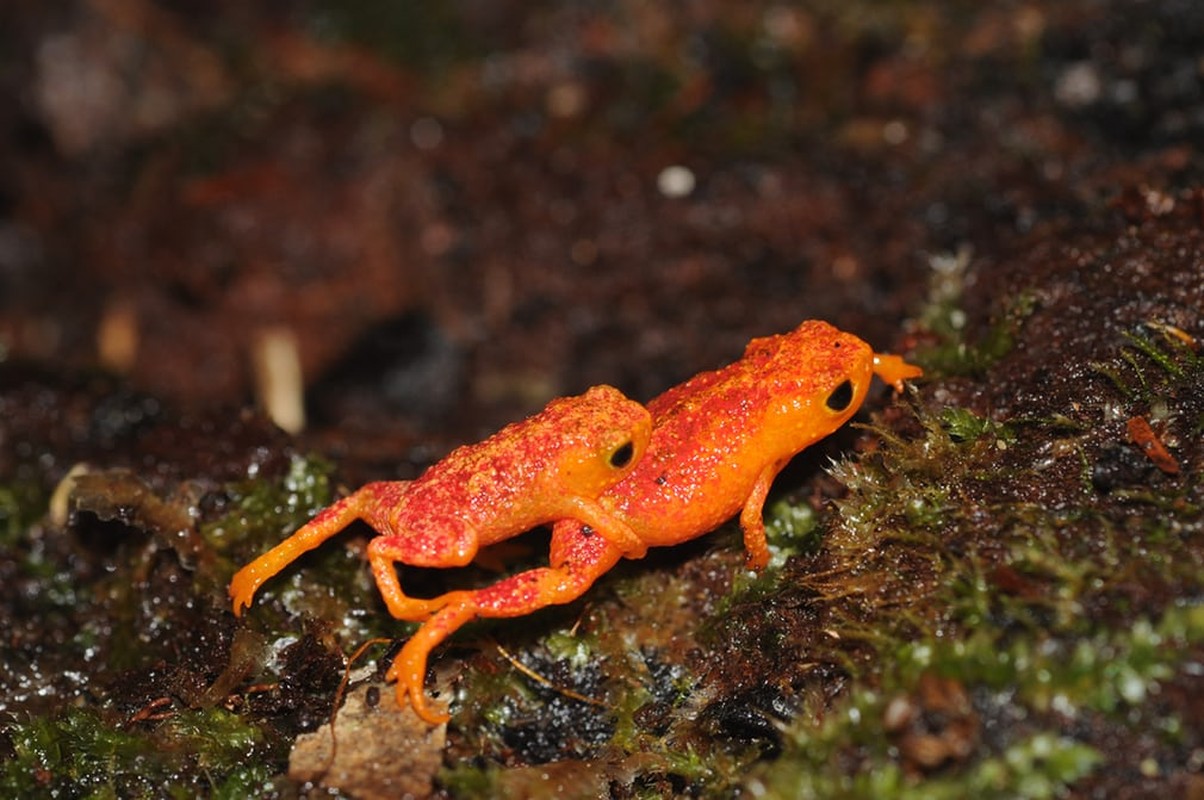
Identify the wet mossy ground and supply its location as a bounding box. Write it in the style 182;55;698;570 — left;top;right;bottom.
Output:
2;1;1202;797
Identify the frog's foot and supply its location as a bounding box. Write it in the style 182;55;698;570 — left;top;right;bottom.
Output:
563;499;648;559
229;563;269;616
228;485;408;615
386;528;623;722
872;352;923;392
386;593;476;725
230;536;327;615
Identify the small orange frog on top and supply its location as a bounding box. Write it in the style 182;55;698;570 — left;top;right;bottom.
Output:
229;386;651;653
362;320;921;722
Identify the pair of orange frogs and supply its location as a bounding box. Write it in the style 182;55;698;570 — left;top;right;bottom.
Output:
230;321;921;723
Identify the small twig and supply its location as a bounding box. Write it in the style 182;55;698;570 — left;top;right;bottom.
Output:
125;696;174;727
495;642;608;709
566;604;591;637
320;637;396;776
240;682;278;695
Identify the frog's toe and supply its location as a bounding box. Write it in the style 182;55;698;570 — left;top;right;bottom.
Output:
390;665;450;724
228;577;256;616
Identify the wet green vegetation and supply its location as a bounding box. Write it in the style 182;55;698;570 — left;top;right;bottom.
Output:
2;706;279;799
0;454;367;797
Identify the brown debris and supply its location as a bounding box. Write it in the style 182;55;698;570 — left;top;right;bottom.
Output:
288;681;447;800
883;672;980;773
1126;415;1181;475
68;466;209;571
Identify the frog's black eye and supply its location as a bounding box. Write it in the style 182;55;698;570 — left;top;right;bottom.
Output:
825;380;854;412
609;440;635;469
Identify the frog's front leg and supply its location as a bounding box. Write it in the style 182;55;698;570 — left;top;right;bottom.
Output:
738;460;789;572
387;527;624;724
559;497;647;558
229;481;412;615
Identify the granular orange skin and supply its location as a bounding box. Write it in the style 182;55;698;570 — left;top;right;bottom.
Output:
228;384;651;722
384;320;921;723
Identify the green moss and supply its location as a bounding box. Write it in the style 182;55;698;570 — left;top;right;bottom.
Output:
0;706;279;798
161;707;267;770
203;453;334;553
913;249;1036;377
765;497;821;557
973;735;1103;800
1090;324;1201;403
697;498;822;620
827;369;1197;624
826;410;960;558
749;727;1101;800
1120;330;1192;381
4;709;143;797
438;762;499;799
746;605;1201;798
0;481;46;548
905;603;1203;715
938;407;1016;445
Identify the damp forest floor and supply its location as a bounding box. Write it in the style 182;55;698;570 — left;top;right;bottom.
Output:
1;2;1202;798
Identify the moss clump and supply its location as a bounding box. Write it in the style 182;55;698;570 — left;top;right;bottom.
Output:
749;725;1101;800
913;249;1036;378
937;407;1016;446
746;605;1201;799
765;497;822;559
1;706;280;799
203;453;334;554
0;481;47;549
1092;327;1201;403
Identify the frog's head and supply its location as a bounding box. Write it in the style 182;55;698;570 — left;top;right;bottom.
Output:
550;385;651;495
753;320;922;446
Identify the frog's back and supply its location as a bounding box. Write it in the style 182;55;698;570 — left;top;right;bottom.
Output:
400;386;649;540
607;321;877;545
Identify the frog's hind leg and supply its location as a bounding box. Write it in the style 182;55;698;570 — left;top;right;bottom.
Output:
367;538;463;622
387;524;623;724
229;481;410;615
367;513;483;622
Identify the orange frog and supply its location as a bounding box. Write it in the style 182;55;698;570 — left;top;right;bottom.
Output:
229;387;651;703
383;320;921;722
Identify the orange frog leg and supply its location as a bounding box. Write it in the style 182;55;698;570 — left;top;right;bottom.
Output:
738;460;788;572
231;481;437;620
365;515;483;622
559;497;648;558
387;527;624;725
